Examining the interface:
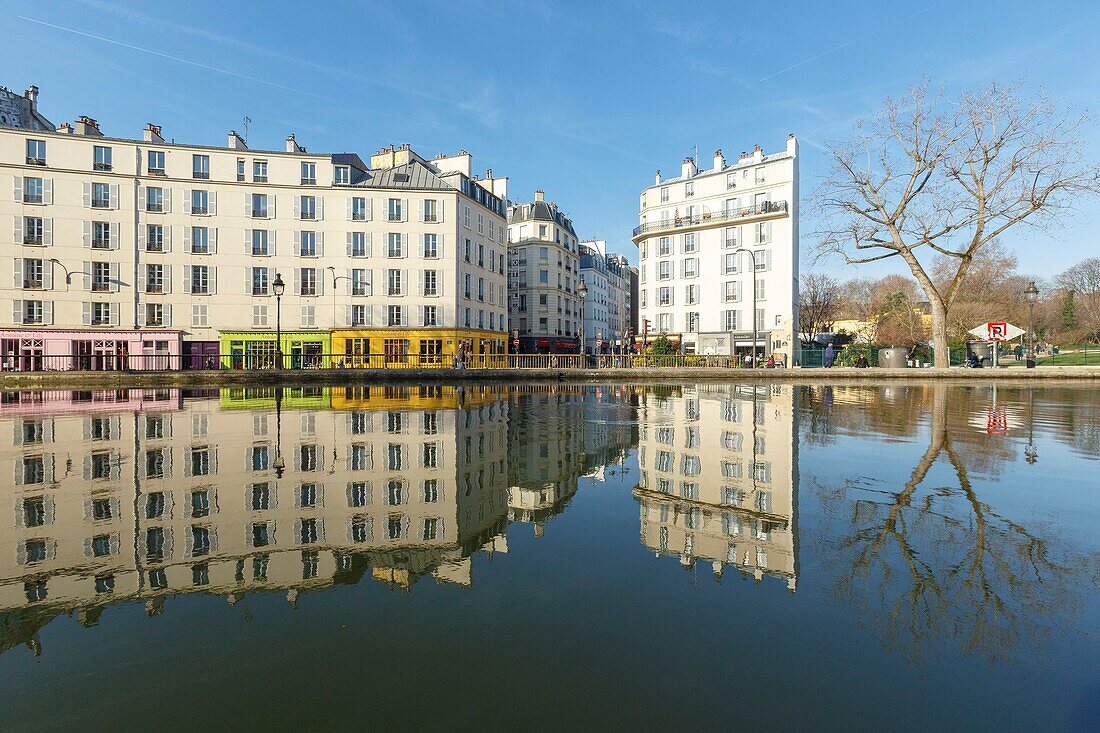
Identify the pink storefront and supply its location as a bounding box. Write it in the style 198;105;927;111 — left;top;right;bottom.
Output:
0;329;183;372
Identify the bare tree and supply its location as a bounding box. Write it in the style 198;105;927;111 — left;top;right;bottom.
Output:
816;81;1100;366
798;272;841;343
1057;257;1100;342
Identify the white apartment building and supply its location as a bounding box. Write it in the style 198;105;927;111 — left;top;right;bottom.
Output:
578;239;634;353
506;190;581;353
0;84;508;370
635;137;799;360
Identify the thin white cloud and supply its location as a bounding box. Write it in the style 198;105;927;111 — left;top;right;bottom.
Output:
17;15;446;131
759;0;950;82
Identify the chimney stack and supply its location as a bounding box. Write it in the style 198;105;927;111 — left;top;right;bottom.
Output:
654;170;661;185
227;130;247;150
56;122;73;135
752;144;763;164
713;149;725;172
23;85;38;107
534;189;544;202
786;133;798;157
143;123;164;143
286;134;303;153
681;156;697;179
75;116;103;137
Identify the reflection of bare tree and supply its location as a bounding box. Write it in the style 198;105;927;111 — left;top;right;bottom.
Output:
819;384;1098;665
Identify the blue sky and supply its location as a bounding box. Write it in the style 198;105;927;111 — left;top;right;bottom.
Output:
2;0;1098;281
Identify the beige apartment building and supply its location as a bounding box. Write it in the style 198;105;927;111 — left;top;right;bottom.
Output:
506;190;582;353
0;386;510;641
0;84;509;371
634;383;798;589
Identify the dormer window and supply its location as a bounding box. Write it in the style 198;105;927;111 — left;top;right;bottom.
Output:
334;165;350;186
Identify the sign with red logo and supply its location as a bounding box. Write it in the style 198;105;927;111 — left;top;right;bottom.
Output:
968;321;1025;342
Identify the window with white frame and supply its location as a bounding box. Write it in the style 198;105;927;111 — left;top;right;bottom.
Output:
299;231;317;257
423;305;438;326
300;268;317;296
724;309;739;330
659;236;671;256
724;252;740;274
423;199;438;222
334;165;350;185
658;287;671;306
190;265;210;294
147;224;165;252
300;161;316;185
658;261;671;280
351;197;367;221
299;196;317;221
684;233;697;253
683;258;698;278
724;281;740;302
660;187;669;202
191;227;210;254
387;269;403;296
423;233;438;258
387;233;403;257
252;229;270;256
387;198;402;222
423;270;438;296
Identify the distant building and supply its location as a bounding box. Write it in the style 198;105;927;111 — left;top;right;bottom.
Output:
635;138;799;360
579;240;634;353
506;190;582;353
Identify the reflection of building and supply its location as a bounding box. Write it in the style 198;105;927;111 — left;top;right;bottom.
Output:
506;387;587;535
634;384;798;589
0;386;508;653
578;240;635;354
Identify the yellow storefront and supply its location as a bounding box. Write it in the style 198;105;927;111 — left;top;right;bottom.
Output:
330;328;507;368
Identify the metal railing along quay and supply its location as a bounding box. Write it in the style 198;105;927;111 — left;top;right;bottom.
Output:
0;352;785;373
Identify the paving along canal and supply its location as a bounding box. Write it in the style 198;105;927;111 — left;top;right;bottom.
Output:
0;382;1098;730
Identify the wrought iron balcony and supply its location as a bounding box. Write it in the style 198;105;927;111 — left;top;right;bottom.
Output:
632;200;788;239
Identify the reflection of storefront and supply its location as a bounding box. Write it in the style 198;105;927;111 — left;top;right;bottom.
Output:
518;336;579;354
0;330;182;371
218;332;331;370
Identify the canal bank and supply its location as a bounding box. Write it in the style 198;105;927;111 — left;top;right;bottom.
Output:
2;366;1100;390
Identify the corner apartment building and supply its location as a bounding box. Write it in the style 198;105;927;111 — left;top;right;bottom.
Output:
506;190;581;354
0;84;508;370
634;138;799;360
578;239;634;353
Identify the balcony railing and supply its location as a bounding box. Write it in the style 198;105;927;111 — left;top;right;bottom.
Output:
633;200;788;238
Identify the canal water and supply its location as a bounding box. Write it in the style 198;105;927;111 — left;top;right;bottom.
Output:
0;383;1097;730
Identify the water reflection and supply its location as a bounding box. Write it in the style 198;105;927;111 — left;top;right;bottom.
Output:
806;383;1099;664
635;384;797;589
0;382;1097;673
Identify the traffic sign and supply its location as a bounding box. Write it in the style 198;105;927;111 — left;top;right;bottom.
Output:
968;321;1025;342
596;338;603;348
512;338;519;348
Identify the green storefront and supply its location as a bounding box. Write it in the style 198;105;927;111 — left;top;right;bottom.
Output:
218;331;332;370
218;386;332;411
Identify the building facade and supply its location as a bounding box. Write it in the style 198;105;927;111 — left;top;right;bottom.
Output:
506;190;581;353
634;138;799;361
0;85;508;370
578;240;634;353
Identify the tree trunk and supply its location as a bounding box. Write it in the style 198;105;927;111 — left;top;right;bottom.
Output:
929;297;951;368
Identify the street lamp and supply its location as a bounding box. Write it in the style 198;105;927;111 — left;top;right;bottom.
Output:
272;272;285;370
273;386;286;479
1024;280;1039;369
577;279;589;365
735;248;759;366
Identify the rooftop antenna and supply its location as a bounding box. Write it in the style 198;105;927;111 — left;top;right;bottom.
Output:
243;115;252;145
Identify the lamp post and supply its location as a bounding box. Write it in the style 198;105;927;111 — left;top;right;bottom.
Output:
1024;280;1039;369
272;272;285;370
577;279;589;366
273;386;286;479
735;248;759;366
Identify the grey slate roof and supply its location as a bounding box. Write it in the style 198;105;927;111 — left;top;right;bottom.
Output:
353;161;454;191
508;199;577;237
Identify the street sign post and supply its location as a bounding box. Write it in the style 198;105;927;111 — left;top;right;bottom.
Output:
967;322;1025;368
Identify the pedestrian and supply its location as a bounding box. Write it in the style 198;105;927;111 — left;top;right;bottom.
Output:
824;343;835;368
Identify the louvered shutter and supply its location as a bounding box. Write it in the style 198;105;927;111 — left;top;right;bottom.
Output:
13;216;23;245
82;301;92;326
109;303;120;326
184;265;192;294
82;182;91;207
402;198;409;222
42;301;53;325
136;265;146;293
210;228;218;254
163;303;172;326
209;191;218;216
13;258;22;289
244;229;251;254
109;262;120;292
210;267;217;295
184;226;192;252
43;179;53;204
109;184;119;209
317;231;324;257
137;224;146;250
346;197;353;221
163;188;172;213
13;176;23;202
138;185;146;212
365;198;372;221
292;196;300;219
109;222;120;250
164;226;172;252
183;189;192;214
316;197;324;220
12;299;22;324
83;221;92;247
